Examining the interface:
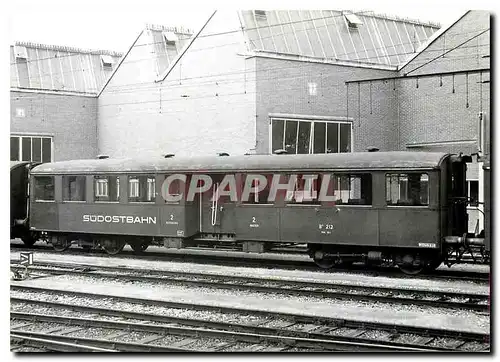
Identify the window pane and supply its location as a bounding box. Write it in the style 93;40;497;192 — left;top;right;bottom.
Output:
95;176;119;202
386;173;428;206
271;119;285;152
469;180;479;206
313;122;326;153
287;174;321;204
340;123;351;152
62;175;86;201
327;174;371;205
34;176;54;201
129;176;155;202
284;120;298;154
10;137;19;161
42;138;51;163
242;174;273;204
297;122;311;154
32;137;42;162
326;123;338;153
21;137;31;161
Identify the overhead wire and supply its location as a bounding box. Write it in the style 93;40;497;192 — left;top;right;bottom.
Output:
11;41;489;95
11;30;489;93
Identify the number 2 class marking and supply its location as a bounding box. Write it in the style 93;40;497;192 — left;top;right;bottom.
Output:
252;216;256;223
170;214;174;220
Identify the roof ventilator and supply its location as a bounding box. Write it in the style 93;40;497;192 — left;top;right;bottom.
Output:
14;45;28;60
344;12;363;29
163;154;175;158
367;147;379;152
273;149;288;155
217;152;230;156
254;10;267;19
163;32;178;45
100;55;114;68
97;155;109;159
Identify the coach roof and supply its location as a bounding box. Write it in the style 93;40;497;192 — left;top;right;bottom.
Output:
30;152;449;175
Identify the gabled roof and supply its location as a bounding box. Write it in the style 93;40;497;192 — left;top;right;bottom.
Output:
398;11;469;72
10;42;122;95
239;10;440;67
99;24;193;95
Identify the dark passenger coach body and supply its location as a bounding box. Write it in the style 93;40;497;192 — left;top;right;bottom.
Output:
27;151;487;273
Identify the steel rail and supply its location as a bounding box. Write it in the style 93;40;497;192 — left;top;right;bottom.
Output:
10;330;192;352
10;243;490;281
11;333;117;352
10;262;489;312
11;311;437;352
10;285;490;344
12;298;489;351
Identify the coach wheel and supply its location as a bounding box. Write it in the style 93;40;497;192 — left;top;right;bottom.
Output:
399;265;424;275
131;242;149;253
103;240;126;255
313;258;335;269
52;237;71;252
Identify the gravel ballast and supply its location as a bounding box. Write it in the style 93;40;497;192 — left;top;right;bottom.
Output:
10;274;490;334
10;251;490;295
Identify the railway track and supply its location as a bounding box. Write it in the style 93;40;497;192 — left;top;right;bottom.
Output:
10;242;490;282
11;286;490;352
10;260;490;312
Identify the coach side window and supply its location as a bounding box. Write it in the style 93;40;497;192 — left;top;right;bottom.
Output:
94;176;119;202
287;174;322;205
330;174;372;205
128;176;155;202
386;173;429;206
62;175;86;201
241;174;273;204
34;176;54;201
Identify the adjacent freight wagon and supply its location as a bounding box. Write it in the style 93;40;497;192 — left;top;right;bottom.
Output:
25;151;489;274
10;161;38;245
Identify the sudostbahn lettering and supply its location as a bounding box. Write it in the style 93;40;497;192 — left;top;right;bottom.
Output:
83;215;157;224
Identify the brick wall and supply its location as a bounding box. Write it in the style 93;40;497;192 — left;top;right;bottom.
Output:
397;10;490;154
10;91;98;161
344;10;491;233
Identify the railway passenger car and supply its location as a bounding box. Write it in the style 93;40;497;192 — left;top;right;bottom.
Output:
27;151;488;274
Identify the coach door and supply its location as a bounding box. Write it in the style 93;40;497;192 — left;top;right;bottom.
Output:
200;174;236;237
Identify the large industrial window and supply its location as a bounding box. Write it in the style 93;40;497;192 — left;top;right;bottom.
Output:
62;175;86;202
271;119;351;154
128;176;155;202
10;135;52;163
94;176;120;202
386;173;429;206
34;176;54;201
